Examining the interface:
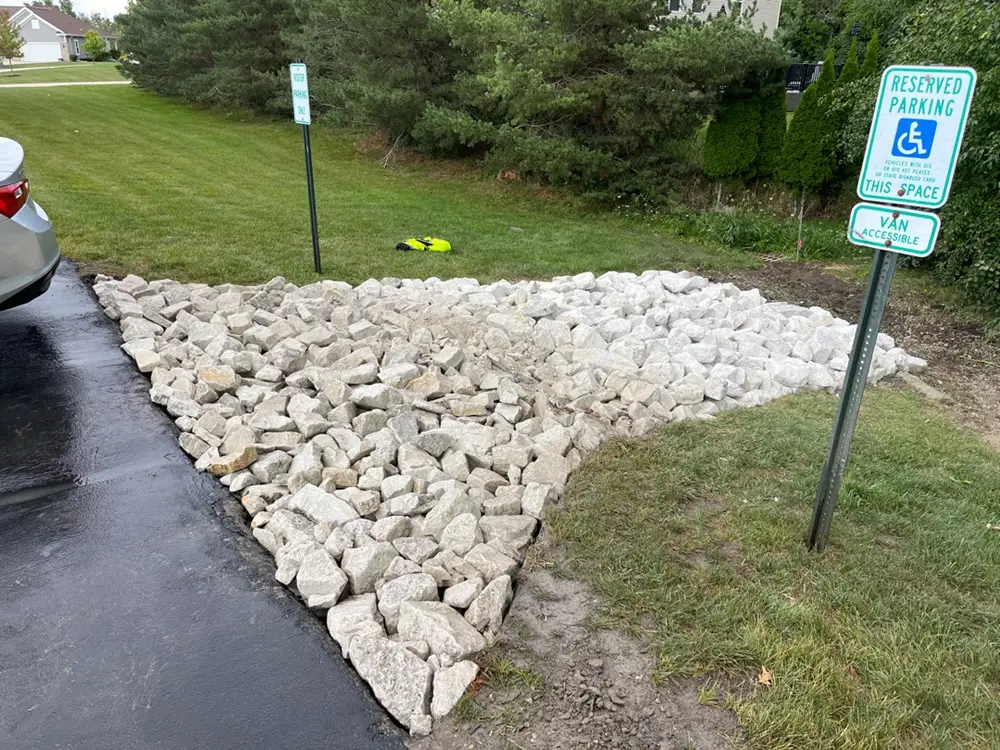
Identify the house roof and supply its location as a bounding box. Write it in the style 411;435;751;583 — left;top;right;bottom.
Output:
11;5;116;38
0;6;23;19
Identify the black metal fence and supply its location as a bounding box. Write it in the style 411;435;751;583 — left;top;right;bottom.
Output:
786;63;845;92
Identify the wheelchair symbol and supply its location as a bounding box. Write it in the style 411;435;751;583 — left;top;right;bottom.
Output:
892;118;937;160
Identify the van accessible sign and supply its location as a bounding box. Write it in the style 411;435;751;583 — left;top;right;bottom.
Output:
290;63;311;125
857;65;976;209
848;203;940;257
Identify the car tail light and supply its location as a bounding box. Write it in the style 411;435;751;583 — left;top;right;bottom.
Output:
0;179;30;218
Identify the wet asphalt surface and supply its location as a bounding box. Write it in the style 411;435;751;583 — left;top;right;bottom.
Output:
0;263;404;750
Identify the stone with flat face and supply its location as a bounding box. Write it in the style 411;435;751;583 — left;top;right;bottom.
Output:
376;573;439;632
207;446;257;477
295;548;348;609
349;637;432;729
465;575;513;636
287;485;359;526
397;601;486;667
431;660;480;719
341;542;399;594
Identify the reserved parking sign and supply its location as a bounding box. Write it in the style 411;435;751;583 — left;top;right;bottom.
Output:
857;66;977;209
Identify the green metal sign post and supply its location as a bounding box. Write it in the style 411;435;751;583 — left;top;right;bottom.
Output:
808;249;897;552
808;65;977;552
290;62;322;274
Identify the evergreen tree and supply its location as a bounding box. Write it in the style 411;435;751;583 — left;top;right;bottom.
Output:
780;86;836;192
422;1;787;201
838;39;860;86
187;0;295;113
118;0;210;97
860;33;880;77
827;39;861;181
704;98;761;177
119;0;293;113
755;85;788;179
780;51;838;256
815;48;837;96
288;0;463;138
777;0;845;61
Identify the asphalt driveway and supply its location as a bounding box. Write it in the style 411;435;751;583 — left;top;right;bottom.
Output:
0;263;403;750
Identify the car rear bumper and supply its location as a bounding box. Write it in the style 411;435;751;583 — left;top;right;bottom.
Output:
0;199;62;310
0;253;60;311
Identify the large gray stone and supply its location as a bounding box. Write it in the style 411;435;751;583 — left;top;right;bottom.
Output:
464;575;513;636
349;636;432;729
431;660;479;719
479;515;537;558
295;547;349;609
351;384;405;410
397;601;486;667
341;542;399;594
422;490;481;540
521;454;571;491
393;536;439;564
376;573;439;632
439;513;484;557
287;485;359;526
464;544;518;582
442;577;484;609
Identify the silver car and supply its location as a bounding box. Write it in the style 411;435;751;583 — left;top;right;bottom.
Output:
0;137;61;310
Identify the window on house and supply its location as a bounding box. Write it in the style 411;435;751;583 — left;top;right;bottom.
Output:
669;0;680;11
31;19;39;29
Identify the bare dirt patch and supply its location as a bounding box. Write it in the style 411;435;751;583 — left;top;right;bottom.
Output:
411;535;745;750
714;261;1000;447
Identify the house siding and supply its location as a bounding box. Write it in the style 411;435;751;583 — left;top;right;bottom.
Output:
14;16;61;44
670;0;783;38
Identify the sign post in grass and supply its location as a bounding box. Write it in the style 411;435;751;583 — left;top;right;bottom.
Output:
290;62;322;274
808;65;977;552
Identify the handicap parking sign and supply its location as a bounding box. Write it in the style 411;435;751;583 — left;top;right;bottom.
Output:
858;66;976;209
892;118;937;159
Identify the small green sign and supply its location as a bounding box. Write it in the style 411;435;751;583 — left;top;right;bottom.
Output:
848;203;940;258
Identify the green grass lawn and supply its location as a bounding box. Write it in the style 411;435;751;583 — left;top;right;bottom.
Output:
0;62;122;84
551;391;1000;749
0;85;752;286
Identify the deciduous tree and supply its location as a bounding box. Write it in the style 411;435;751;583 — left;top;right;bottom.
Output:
82;29;106;62
0;10;25;74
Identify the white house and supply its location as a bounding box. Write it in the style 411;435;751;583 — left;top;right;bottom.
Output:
664;0;783;38
0;5;118;63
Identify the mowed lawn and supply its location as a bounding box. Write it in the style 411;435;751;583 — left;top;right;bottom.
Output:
0;62;123;85
553;391;1000;749
0;85;748;286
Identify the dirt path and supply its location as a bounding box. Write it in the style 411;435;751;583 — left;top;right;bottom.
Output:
412;535;745;750
714;261;1000;448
